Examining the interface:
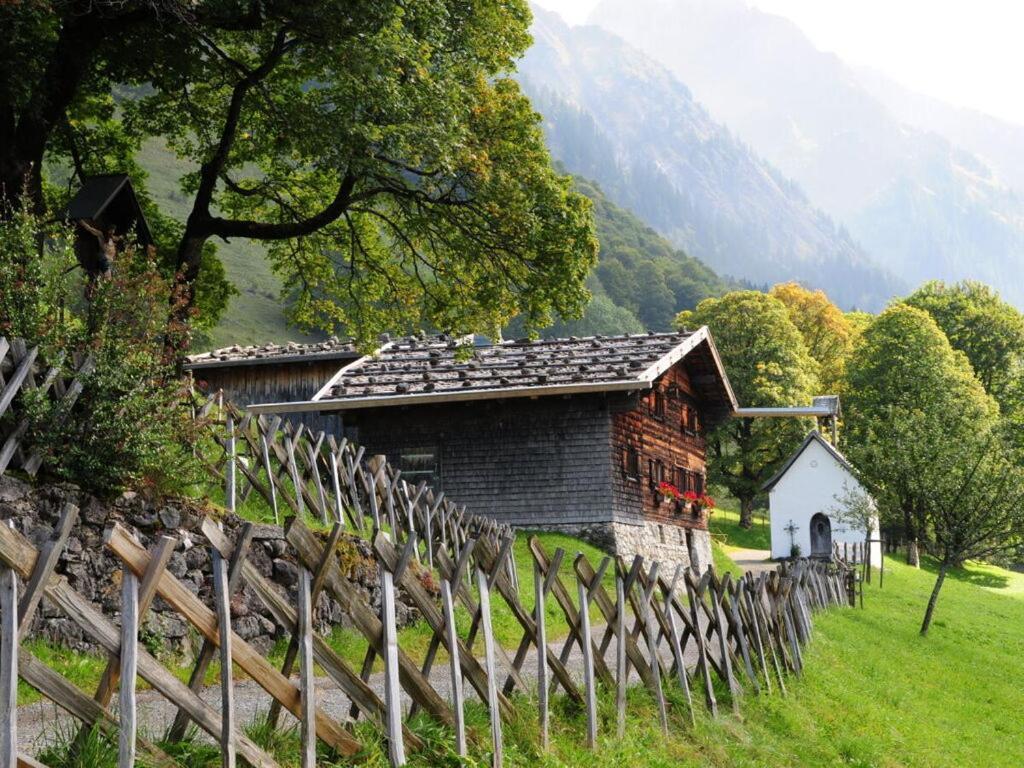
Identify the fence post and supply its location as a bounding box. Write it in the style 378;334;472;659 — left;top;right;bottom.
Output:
225;410;236;515
441;580;466;757
477;568;503;768
577;574;598;749
615;575;627;739
297;567;317;768
534;558;549;750
381;564;406;767
0;564;17;768
259;429;279;525
118;571;138;768
640;563;669;735
212;549;236;768
879;537;885;589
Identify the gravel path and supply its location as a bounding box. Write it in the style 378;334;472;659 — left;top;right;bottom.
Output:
728;547;774;574
18;607;714;754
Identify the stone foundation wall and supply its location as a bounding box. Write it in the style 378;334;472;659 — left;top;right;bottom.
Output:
525;519;712;574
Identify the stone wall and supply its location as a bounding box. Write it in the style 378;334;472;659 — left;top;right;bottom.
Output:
525;518;713;574
0;476;424;656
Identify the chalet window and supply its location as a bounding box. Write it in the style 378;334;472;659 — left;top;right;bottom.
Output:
673;467;706;496
400;447;440;486
681;405;699;435
649;458;666;490
623;447;640;480
653;391;666;420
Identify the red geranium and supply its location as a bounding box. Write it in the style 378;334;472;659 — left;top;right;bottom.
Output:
699;494;716;510
658;481;682;500
682;490;699;502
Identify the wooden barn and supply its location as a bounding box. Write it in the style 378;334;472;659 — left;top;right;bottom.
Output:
185;339;359;433
250;329;738;569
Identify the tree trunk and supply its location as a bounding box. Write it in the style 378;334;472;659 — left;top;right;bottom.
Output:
1;13;111;212
739;496;755;529
920;562;948;636
164;232;209;356
902;504;920;567
907;539;920;568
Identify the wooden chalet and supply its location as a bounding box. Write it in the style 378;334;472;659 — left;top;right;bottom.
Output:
185;339;359;432
251;329;738;569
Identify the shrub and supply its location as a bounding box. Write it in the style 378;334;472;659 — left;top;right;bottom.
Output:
1;207;202;496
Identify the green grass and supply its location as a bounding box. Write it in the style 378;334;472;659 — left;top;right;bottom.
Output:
707;495;771;551
27;538;1024;767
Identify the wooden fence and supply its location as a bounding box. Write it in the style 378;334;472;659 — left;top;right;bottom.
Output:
0;337;94;482
0;509;857;768
194;392;516;585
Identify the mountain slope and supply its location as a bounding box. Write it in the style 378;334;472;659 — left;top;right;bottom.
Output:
588;0;1024;306
519;7;901;310
855;66;1024;195
573;174;737;331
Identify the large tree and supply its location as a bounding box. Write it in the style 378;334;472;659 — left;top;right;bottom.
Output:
1;1;597;346
676;291;819;528
769;282;854;394
843;304;999;565
904;281;1024;404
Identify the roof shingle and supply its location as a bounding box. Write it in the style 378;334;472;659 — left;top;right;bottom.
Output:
185;338;359;370
317;331;703;402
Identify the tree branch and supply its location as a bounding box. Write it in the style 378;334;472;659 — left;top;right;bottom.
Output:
204;173;358;240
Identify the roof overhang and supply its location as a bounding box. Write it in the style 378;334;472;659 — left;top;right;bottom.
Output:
734;406;835;418
185;350;360;371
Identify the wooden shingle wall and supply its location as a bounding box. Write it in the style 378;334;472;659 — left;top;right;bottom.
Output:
346;395;617;528
193;360;343;435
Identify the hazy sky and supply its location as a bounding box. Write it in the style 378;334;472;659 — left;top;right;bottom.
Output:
533;0;1024;126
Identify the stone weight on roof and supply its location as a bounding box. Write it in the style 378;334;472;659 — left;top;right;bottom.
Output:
323;332;697;401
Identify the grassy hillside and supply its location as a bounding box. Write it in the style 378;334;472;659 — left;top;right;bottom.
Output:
137;138;318;350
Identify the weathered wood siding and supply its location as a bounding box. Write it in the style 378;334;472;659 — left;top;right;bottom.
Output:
193;361;343;435
343;395;617;528
610;365;709;531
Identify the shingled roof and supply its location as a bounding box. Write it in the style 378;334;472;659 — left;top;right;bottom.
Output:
247;327;737;417
184;338;359;370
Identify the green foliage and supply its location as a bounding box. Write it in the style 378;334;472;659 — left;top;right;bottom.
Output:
905;280;1024;457
677;291;819;525
905;280;1024;403
4;1;599;348
769;282;855;394
0;203;80;349
0;210;202;495
843;303;999;548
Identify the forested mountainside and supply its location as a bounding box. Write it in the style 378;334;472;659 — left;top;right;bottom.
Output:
519;7;901;311
588;0;1024;307
542;174;738;336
